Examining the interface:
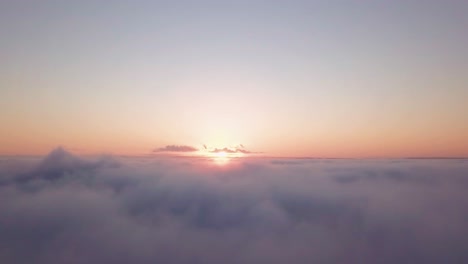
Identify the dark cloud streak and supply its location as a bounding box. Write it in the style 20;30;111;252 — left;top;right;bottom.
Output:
154;145;198;152
209;145;253;154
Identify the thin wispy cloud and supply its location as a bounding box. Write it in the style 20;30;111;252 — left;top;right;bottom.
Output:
208;144;254;154
154;145;198;152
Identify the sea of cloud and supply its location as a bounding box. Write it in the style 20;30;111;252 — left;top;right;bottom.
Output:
0;148;467;264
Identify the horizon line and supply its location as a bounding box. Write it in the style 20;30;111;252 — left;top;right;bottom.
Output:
1;153;467;160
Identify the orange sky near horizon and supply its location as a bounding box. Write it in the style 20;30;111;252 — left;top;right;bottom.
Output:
1;1;467;158
1;116;467;158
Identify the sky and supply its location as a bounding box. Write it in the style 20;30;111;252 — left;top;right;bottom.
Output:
1;0;467;157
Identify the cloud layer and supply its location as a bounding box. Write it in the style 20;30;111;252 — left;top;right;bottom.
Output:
0;149;467;264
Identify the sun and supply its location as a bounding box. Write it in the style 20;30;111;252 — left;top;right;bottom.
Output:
214;151;228;158
211;151;230;165
198;144;249;166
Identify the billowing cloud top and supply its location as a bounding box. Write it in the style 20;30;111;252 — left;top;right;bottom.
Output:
0;149;468;264
154;145;198;152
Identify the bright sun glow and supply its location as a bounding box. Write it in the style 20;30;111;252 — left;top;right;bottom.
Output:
211;151;230;165
200;146;248;166
215;151;228;158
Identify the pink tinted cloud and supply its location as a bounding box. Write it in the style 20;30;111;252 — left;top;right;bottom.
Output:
154;145;198;152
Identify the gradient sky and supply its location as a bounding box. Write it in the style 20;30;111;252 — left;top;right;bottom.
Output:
1;0;467;157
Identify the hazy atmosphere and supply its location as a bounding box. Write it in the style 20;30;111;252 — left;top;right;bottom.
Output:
1;1;467;264
1;0;467;157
